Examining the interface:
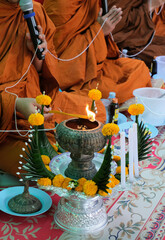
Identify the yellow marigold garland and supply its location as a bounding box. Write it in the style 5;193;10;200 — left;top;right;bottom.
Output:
52;174;65;187
128;103;145;116
37;178;51;186
116;166;129;175
77;177;87;186
113;155;121;162
28;112;44;126
45;165;51;171
36;94;52;106
41;155;50;165
83;180;98;196
75;185;83;192
98;189;108;197
88;89;102;101
61;177;72;190
102;123;120;136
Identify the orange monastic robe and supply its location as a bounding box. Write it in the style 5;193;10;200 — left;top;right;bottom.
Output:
0;0;106;176
153;5;165;36
107;0;165;67
43;0;151;105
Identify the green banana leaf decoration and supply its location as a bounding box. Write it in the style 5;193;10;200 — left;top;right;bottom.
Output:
38;124;58;159
136;116;152;161
125;115;152;164
92;136;111;193
20;126;56;181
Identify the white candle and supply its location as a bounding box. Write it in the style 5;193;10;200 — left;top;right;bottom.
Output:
120;131;126;188
128;127;134;182
133;123;139;177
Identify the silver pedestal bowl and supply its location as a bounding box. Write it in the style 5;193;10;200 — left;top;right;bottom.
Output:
54;194;108;234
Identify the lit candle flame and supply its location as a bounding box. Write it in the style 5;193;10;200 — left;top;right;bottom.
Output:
86;105;95;122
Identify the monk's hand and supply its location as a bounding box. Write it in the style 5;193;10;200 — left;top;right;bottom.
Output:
97;5;122;36
36;25;47;56
26;25;47;55
16;98;53;120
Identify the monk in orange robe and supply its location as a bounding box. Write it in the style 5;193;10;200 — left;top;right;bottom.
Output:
0;0;106;176
43;0;151;106
107;0;165;67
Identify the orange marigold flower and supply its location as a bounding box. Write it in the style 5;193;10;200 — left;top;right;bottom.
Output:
113;155;121;162
107;188;112;194
41;155;50;165
61;177;72;190
109;174;115;179
128;103;145;116
83;180;98;196
45;165;51;171
75;185;83;192
116;166;121;174
98;147;105;154
36;94;52;106
107;181;116;188
52;174;65;187
102;123;120;136
125;167;129;175
88;89;102;101
77;177;87;186
98;189;108;197
113;178;120;185
28;112;44;126
37;177;51;186
116;166;128;175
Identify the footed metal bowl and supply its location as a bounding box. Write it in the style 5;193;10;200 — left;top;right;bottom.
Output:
55;118;106;180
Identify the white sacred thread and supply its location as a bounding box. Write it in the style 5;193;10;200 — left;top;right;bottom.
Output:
2;6;159;135
47;17;108;62
118;0;165;58
155;3;164;15
118;31;156;58
2;17;108;135
0;128;56;133
4;49;37;137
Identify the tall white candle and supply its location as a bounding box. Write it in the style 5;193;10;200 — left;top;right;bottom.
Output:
133;123;139;177
128;127;134;182
120;131;126;188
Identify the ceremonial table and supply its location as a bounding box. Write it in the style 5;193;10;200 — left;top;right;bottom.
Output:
0;126;165;240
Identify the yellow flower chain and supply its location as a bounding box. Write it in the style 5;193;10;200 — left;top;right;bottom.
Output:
41;155;51;165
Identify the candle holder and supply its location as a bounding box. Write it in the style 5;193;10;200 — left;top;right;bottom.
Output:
55;118;106;180
8;181;42;214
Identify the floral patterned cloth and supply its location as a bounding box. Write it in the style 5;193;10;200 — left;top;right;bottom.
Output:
0;126;165;240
